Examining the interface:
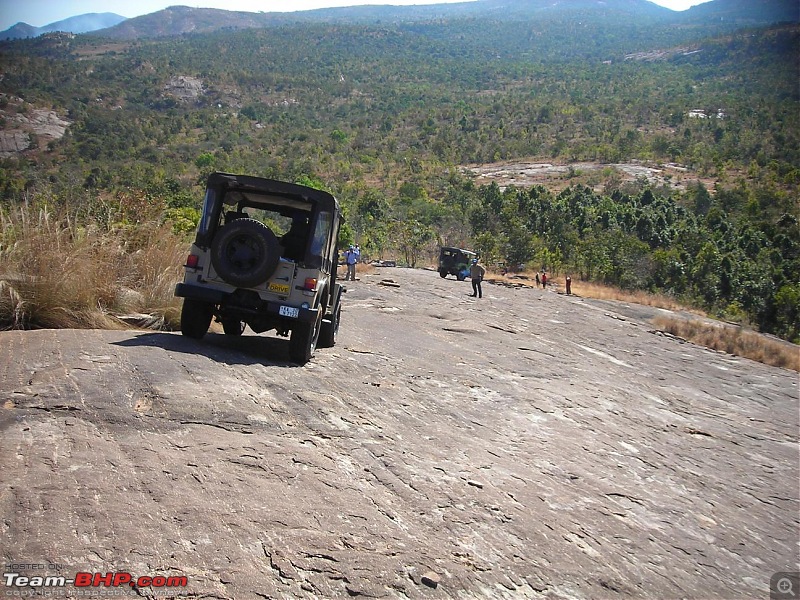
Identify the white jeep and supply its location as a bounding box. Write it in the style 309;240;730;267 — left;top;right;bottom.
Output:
174;172;343;363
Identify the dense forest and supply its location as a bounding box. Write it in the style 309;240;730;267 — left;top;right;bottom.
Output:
0;5;798;341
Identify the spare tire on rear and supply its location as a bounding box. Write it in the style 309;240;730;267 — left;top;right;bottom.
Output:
210;218;281;288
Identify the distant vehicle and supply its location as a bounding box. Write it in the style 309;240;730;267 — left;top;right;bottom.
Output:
438;246;477;281
174;172;343;364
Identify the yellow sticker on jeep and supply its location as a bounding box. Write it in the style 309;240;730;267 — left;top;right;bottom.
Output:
268;282;290;295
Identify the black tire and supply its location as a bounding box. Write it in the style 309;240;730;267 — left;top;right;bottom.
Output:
180;298;213;339
319;291;342;349
221;318;245;336
456;272;466;281
210;219;281;288
439;269;448;279
289;311;322;364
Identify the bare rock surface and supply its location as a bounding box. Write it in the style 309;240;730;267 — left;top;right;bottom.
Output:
1;267;798;598
0;96;71;156
466;159;711;192
164;76;205;102
0;130;31;154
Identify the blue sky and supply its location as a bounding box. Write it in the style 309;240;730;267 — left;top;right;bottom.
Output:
0;0;714;31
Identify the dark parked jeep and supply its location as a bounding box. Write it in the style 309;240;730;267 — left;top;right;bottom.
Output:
438;246;477;281
174;172;343;364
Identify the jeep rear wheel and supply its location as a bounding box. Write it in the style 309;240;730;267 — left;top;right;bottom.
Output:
210;219;281;288
289;311;322;364
180;298;213;339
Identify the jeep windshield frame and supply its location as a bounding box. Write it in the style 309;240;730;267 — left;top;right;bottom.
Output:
195;172;340;270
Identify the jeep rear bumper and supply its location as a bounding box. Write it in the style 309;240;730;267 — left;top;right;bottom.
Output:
175;283;319;324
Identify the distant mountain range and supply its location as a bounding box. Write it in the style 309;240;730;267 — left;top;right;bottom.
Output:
0;13;126;40
1;0;797;41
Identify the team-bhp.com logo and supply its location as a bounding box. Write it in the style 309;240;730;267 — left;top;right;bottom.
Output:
3;571;188;592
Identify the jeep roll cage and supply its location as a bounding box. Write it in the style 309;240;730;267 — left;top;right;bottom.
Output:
196;173;340;266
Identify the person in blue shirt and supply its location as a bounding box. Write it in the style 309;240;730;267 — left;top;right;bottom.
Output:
344;245;360;281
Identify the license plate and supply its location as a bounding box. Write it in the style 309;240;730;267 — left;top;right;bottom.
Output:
279;305;299;318
268;282;290;295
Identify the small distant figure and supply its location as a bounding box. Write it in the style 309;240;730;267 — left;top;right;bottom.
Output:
469;257;485;298
565;275;572;295
344;245;359;281
535;272;540;288
541;271;547;289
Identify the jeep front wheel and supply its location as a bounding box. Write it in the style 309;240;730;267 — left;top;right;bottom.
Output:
180;298;213;339
319;293;342;349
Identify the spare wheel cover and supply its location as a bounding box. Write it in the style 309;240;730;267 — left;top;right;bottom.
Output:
210;218;281;288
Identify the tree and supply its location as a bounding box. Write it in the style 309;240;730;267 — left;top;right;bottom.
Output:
774;283;800;343
391;219;435;268
690;182;713;216
691;241;722;306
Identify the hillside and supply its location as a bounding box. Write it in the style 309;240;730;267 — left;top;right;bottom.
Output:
88;0;799;39
0;1;798;342
2;267;798;598
2;0;797;42
96;0;672;39
679;0;799;23
6;0;794;41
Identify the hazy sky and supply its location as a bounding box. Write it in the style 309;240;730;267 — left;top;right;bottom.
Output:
0;0;715;30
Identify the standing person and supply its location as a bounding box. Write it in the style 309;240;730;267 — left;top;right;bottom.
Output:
565;275;572;295
344;245;358;281
469;258;486;298
535;272;540;288
541;271;547;289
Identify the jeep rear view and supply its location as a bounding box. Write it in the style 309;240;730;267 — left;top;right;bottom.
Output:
174;172;343;364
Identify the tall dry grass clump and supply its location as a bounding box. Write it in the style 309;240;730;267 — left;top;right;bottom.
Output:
554;278;703;313
0;201;185;331
489;270;798;371
653;316;799;372
490;271;701;314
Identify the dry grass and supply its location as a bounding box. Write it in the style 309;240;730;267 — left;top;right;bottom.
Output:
548;277;799;372
488;270;700;313
488;269;798;372
555;278;704;314
653;316;799;372
0;203;185;331
1;199;383;332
